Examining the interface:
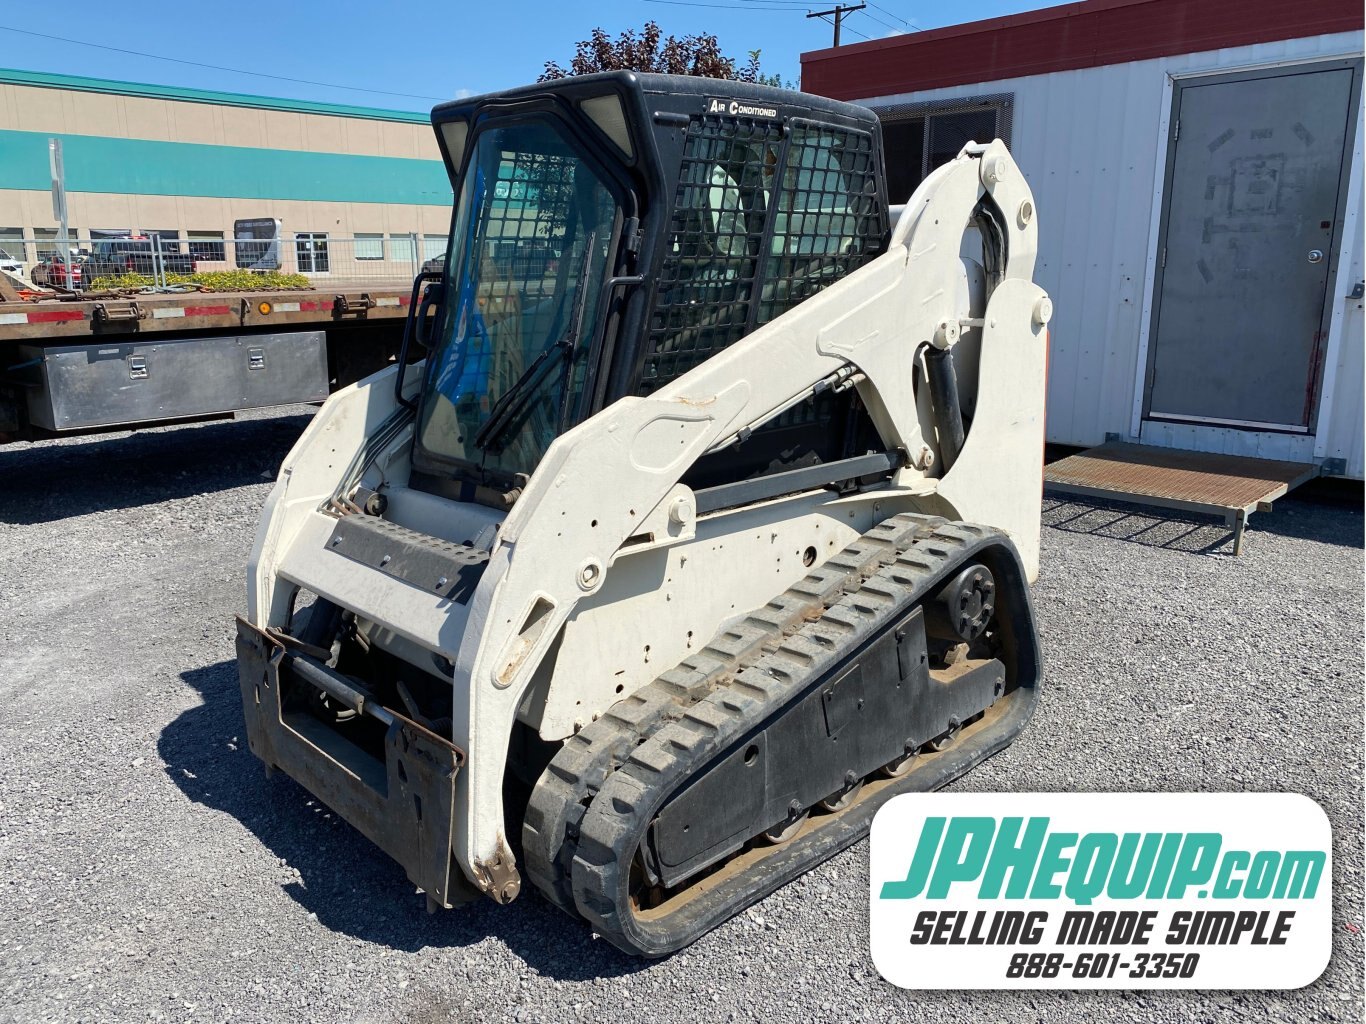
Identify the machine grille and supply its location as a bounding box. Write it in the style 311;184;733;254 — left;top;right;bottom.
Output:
639;116;886;392
760;122;883;325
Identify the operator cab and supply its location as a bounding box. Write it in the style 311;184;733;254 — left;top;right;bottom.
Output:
407;72;890;504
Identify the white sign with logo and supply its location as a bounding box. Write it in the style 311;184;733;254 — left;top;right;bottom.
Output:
869;792;1332;989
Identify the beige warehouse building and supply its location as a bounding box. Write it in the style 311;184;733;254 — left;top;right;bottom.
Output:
0;67;453;277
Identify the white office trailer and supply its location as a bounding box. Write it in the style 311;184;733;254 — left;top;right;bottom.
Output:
803;0;1365;481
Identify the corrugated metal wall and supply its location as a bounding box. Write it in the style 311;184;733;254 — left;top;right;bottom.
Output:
852;31;1364;477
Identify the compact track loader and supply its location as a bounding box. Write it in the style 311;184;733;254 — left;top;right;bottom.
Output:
236;73;1051;957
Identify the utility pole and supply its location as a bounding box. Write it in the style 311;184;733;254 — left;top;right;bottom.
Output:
807;3;866;47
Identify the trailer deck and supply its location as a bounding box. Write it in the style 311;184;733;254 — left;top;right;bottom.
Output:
0;283;419;442
0;285;412;341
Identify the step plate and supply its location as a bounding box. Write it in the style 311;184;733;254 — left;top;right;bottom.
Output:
326;513;488;604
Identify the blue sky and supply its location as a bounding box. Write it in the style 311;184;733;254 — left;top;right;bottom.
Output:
0;1;1056;114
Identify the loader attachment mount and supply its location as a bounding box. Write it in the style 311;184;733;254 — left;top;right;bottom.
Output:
236;619;476;909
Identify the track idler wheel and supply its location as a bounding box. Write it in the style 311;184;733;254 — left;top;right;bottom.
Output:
924;563;996;642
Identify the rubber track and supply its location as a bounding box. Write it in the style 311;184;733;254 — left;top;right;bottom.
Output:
568;516;1021;956
521;513;946;914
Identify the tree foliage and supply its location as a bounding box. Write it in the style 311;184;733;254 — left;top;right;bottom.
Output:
540;22;766;82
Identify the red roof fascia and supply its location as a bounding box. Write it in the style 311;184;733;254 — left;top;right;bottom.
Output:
800;0;1363;100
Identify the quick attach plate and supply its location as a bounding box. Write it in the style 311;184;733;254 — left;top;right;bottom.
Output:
236;617;474;908
326;513;488;603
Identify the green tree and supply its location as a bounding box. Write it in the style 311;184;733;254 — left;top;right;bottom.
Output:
749;50;796;90
540;22;770;82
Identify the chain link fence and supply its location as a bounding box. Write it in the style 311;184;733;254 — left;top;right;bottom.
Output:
0;231;449;293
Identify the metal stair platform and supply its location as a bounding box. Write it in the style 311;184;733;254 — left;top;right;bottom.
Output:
1043;442;1320;554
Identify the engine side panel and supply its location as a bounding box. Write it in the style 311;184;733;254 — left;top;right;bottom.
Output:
533;490;875;739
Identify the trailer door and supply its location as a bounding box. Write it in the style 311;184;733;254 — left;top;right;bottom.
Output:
1144;60;1360;432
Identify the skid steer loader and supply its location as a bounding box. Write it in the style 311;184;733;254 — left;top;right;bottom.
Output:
235;72;1050;957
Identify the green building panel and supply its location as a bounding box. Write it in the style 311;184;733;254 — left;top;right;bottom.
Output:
0;129;452;206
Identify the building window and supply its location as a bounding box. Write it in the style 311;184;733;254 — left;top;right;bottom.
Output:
32;229;69;259
422;234;447;262
188;231;226;261
875;94;1014;205
295;232;330;273
149;230;183;254
355;233;384;260
389;233;419;263
0;227;23;263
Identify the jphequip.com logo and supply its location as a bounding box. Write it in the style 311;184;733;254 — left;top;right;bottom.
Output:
869;793;1331;989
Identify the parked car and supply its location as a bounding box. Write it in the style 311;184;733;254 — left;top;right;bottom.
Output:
29;254;83;290
421;252;446;275
85;236;197;279
0;246;22;276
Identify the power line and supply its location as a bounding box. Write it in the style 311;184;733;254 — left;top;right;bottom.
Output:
807;4;869;45
0;24;448;102
641;0;872;43
858;8;903;32
867;1;922;29
816;15;871;41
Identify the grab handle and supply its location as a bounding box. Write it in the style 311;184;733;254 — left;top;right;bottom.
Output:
394;269;444;410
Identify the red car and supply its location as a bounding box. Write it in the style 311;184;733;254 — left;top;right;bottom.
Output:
30;254;83;290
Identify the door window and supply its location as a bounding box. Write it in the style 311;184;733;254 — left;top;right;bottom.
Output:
295;232;330;273
415;118;621;478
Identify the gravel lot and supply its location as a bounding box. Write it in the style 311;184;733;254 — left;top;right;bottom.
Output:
1;408;1361;1024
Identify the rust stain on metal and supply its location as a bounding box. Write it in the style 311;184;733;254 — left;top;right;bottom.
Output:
474;837;521;904
496;637;531;687
673;395;718;408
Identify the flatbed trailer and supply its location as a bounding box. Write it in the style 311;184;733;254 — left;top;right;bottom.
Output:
0;283;416;443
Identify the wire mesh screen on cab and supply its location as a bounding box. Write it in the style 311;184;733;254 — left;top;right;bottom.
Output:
638;115;886;393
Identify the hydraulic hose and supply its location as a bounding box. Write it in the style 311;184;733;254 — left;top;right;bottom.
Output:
925;345;966;473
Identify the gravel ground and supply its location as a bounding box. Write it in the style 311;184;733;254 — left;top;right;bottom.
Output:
0;408;1361;1024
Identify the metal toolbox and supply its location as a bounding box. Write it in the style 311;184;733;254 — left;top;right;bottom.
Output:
20;330;329;431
